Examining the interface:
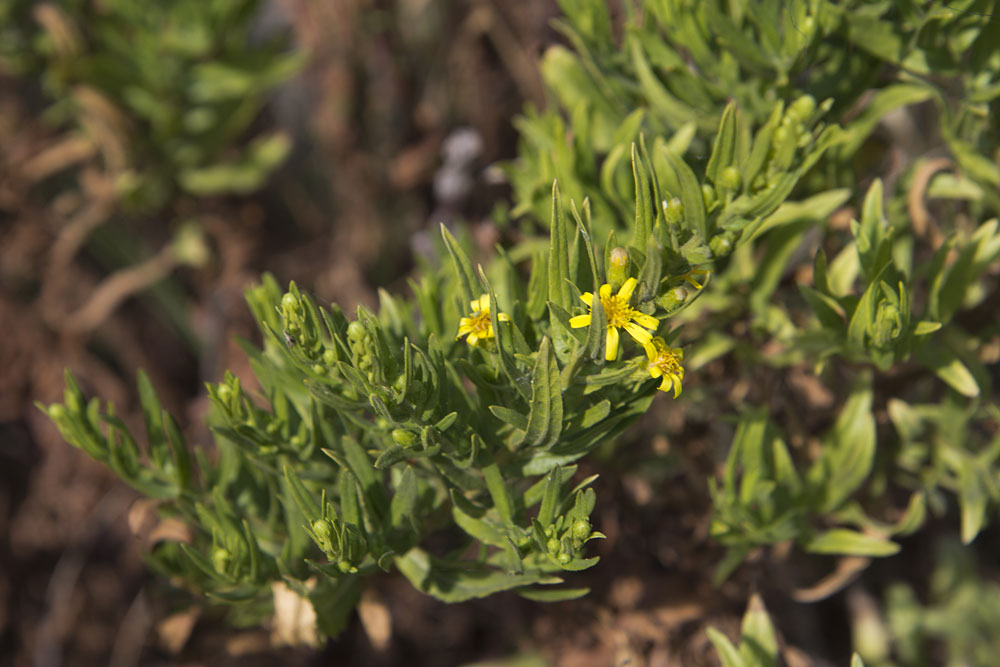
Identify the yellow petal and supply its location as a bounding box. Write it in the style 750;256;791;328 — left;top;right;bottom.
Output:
672;375;683;398
605;326;620;361
643;341;657;360
618;277;637;301
580;292;594;306
624;322;652;345
648;365;663;379
599;283;612;301
497;313;511;322
459;317;472;327
569;314;592;328
632;312;659;329
658;376;673;393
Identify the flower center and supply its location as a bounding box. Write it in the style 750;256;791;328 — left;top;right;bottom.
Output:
468;310;491;335
601;293;634;329
653;350;682;374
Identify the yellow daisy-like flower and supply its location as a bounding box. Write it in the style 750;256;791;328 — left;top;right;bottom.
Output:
644;337;684;397
569;277;659;361
457;294;510;346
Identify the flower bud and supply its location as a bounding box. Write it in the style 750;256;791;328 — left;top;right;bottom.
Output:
657;286;688;312
322;349;337;366
608;246;630;292
789;95;816;122
546;538;560;554
663;197;683;225
392;428;418;448
571;519;591;541
312;519;333;540
557;551;572;565
212;547;231;573
348;320;367;341
709;233;734;257
701;184;716;209
718;166;742;194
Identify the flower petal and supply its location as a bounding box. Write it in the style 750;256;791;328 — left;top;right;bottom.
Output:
580;292;594;306
648;365;663;379
605;326;620;361
599;283;612;301
643;341;657;360
618;277;637;301
569;314;592;328
658;376;673;393
467;333;479;346
632;312;659;329
497;313;511;322
672;375;683;398
624;322;652;345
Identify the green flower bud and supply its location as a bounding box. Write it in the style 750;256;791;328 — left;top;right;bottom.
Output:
663;197;684;225
347;321;366;343
557;551;572;565
656;286;688;312
281;292;299;314
48;404;66;420
322;349;337;366
571;519;591;541
337;560;357;574
217;384;232;404
311;363;325;375
312;519;333;540
392;428;418;448
608;246;630;292
709;233;734;257
790;95;816;122
546;538;560;554
701;183;716;208
718;166;742;194
212;547;231;573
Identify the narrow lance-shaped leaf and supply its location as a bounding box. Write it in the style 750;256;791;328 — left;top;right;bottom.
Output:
441;224;478;310
519;336;563;449
549;182;574;309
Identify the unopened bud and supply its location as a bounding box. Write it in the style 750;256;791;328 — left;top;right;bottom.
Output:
392;428;418;448
719;166;742;194
608;246;630;291
571;519;591;541
663;198;683;225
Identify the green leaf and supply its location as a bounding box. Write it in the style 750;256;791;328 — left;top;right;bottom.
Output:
914;342;980;397
661;148;708;238
441;224;478;310
959;461;988;544
803;529;900;557
706;102;739;186
395;548;560;603
631;143;653;245
518;337;564;448
390;466;419;533
483;462;515;528
817;380;876;512
739;594;779;667
517;587;590;602
549;182;574;310
707;627;745;667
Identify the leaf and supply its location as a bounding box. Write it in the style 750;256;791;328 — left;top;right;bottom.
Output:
803;529;900;557
661;148;708;238
707;627;745;667
483;462;515;528
548;182;574;310
631;143;653;245
440;224;478;310
519;337;564;448
914;342;980;397
706;102;739;186
390;466;419;533
959;461;988;544
740;594;779;667
395;548;560;603
517;587;590;602
818;380;876;512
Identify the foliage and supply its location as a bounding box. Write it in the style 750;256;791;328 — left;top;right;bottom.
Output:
38;0;1000;653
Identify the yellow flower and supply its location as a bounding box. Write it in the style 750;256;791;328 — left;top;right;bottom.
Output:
457;294;510;346
569;277;659;361
644;337;684;397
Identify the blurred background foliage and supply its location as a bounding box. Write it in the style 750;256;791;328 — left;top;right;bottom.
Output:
2;0;1000;666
